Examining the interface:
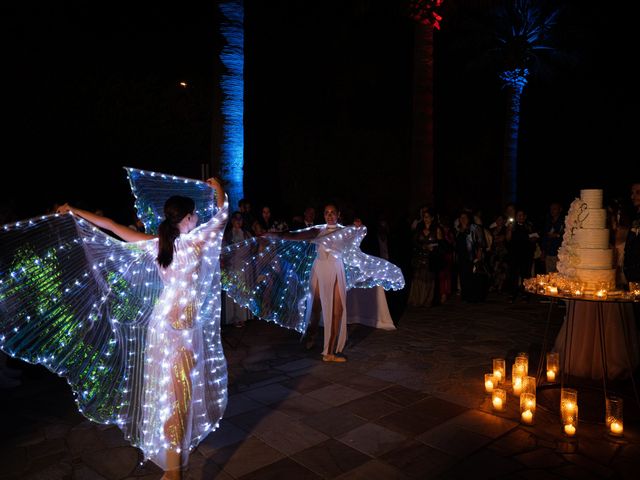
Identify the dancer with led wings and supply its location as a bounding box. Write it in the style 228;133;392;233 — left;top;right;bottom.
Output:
0;168;227;480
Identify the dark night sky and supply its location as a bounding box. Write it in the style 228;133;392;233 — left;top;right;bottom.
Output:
0;0;636;226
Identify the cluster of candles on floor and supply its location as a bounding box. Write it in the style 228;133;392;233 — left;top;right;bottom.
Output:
483;352;624;437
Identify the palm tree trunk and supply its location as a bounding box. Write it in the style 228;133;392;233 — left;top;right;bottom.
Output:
219;0;245;209
411;22;435;209
502;82;524;206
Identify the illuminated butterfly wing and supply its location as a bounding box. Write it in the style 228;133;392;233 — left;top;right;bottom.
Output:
126;167;218;235
312;225;405;291
0;213;161;437
220;236;317;333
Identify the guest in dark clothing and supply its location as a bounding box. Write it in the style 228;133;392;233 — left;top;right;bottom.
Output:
624;183;640;284
454;211;486;302
541;202;564;273
507;209;537;301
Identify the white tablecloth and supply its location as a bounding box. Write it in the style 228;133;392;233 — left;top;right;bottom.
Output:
554;300;639;380
346;287;396;330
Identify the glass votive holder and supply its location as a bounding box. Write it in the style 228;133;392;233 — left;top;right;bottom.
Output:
492;388;506;412
492;358;506;385
606;396;624;437
522;375;536;395
484;373;495;394
515;354;528;377
520;393;536;425
595;282;608;299
571;282;584;297
561;388;578;420
546;352;559;382
512;366;523;396
562;405;578;437
629;281;640;300
547;285;558;295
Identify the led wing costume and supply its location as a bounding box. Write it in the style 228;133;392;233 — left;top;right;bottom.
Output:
220;224;405;346
0;168;228;470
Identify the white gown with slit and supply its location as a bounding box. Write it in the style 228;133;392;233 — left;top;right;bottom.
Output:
310;226;348;355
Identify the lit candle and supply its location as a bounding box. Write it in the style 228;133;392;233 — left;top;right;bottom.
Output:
493;369;502;382
492;389;506;411
610;421;623;435
547;286;558;295
521;409;533;424
484;374;494;393
564;401;575;413
546;369;556;382
512;376;522;396
564;424;576;436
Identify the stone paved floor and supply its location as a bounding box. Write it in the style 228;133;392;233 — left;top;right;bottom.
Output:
1;293;639;479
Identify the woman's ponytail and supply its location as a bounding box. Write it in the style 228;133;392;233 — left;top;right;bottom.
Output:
156;195;196;268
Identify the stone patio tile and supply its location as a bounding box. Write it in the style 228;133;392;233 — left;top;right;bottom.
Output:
380;440;456;479
443;409;518;438
611;457;640;480
415;396;468;420
274;394;332;420
486;427;538;457
81;446;140;480
444;449;523;480
336;374;393;393
341;392;403;421
562;453;616;478
365;362;422;383
337;422;407;457
301;407;368;437
516;470;566;480
197;420;249;456
241;383;300;405
292;439;371;478
227;406;291;434
254;419;329;455
551;464;602;480
43;423;71;440
281;375;331;394
66;426;107;455
185;452;234;480
237;457;321;480
72;464;109;480
224;393;263;418
306;383;368;406
210;436;285;478
374;401;445;437
514;448;565;469
333;459;410;480
378;385;429;407
273;358;318;373
415;423;492;458
98;425;130;448
27;438;67;461
576;436;623;465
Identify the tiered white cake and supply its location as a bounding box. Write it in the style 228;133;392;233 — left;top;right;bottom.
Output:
557;189;616;290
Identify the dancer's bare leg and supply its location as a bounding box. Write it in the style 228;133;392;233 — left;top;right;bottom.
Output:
326;279;345;359
305;286;321;349
162;348;195;480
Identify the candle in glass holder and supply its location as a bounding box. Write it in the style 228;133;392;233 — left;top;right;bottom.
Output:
492;358;506;385
484;373;495;393
520;393;536;425
492;388;506;411
562;401;578;437
595;282;608;299
561;388;578;435
522;376;536;396
546;352;559;383
512;371;522;396
572;282;584;297
514;354;528;377
629;281;640;300
547;285;558;295
606;396;624;437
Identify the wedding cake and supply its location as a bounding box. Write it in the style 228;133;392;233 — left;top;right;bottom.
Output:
557;189;616;290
